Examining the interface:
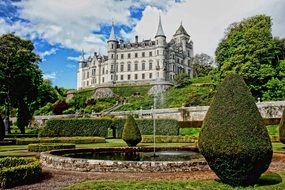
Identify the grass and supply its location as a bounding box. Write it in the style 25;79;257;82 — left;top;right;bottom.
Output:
63;172;284;190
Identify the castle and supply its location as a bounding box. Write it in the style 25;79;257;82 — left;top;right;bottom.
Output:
77;16;193;90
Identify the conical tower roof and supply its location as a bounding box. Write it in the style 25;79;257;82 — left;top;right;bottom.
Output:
174;23;189;37
108;22;117;41
155;15;165;38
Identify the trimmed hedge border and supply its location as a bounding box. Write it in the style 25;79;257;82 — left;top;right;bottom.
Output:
28;143;76;152
142;135;197;143
40;118;179;138
12;136;105;145
5;134;38;138
0;157;42;188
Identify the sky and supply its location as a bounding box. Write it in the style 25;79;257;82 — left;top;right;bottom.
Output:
0;0;285;89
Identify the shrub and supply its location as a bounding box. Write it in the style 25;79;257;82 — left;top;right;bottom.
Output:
0;157;41;188
198;74;272;186
279;109;285;143
0;115;5;141
122;115;142;147
14;136;105;145
28;143;75;152
52;100;69;115
40;118;179;138
142;135;197;143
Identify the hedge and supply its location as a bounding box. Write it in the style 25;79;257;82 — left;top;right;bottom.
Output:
28;143;76;152
142;135;197;143
5;134;38;138
0;157;41;188
40;118;179;138
14;136;105;145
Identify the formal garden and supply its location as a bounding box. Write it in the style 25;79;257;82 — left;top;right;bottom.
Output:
1;14;285;190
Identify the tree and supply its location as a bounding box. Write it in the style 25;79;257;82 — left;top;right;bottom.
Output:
173;73;192;88
122;115;142;147
192;53;214;77
198;74;272;186
215;15;285;99
0;34;42;133
279;109;285;144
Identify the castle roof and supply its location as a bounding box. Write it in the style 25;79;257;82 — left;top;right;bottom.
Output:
155;15;165;37
174;24;189;37
108;22;117;41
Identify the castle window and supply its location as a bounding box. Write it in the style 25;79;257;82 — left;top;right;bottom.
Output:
149;51;152;57
111;44;114;49
135;53;138;58
92;69;96;76
121;54;124;59
156;40;158;45
142;52;145;57
128;74;131;80
157;50;159;55
142;73;145;79
87;81;89;86
111;75;113;80
149;62;153;70
111;54;114;59
116;54;118;59
111;64;114;72
142;62;145;70
127;63;131;71
120;64;124;72
116;65;118;72
135;74;138;79
102;67;105;74
121;75;123;80
149;73;152;79
102;77;104;82
115;75;118;80
87;72;89;78
135;63;138;71
128;53;131;58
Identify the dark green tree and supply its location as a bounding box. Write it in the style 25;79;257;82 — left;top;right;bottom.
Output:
0;34;42;133
122;115;142;147
173;73;192;88
192;53;214;77
279;109;285;144
215;15;285;99
198;74;272;186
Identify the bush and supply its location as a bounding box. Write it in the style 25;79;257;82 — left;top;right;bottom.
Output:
28;143;75;152
40;118;179;138
5;134;38;138
52;100;69;115
198;74;272;186
0;115;5;141
279;109;285;143
0;157;41;188
142;135;197;143
122;115;142;147
14;136;105;145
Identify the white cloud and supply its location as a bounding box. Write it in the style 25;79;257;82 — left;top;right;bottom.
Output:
67;56;81;62
133;0;285;56
43;72;56;80
66;64;77;69
38;48;58;60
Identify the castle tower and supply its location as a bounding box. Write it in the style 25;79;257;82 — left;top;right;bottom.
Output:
173;23;191;56
107;22;118;84
154;15;166;81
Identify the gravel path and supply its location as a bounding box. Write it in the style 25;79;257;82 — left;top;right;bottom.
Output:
8;153;285;190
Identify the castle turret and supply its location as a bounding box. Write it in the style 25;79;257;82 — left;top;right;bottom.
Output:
107;22;118;83
173;23;190;55
155;16;166;81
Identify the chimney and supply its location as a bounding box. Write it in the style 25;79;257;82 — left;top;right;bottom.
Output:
135;35;138;43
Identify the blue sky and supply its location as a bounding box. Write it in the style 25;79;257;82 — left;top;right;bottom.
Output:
1;0;285;89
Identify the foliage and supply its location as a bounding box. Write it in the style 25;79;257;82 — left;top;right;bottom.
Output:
262;77;285;101
63;107;76;114
141;135;197;143
40;118;179;138
174;73;192;88
28;143;75;152
112;85;152;97
192;53;215;77
14;136;106;145
0;34;42;133
0;157;41;188
279;109;285;144
0;115;4;141
52;100;69;115
198;74;272;186
179;128;201;137
34;102;53;115
215;15;285;99
117;96;152;111
122;115;142;146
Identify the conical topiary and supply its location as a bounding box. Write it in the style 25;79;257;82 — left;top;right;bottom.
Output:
122;115;142;147
198;74;272;186
279;109;285;143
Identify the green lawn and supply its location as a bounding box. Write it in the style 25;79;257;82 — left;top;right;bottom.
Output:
63;172;284;190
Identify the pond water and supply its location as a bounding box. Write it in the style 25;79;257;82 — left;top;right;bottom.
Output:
62;150;202;161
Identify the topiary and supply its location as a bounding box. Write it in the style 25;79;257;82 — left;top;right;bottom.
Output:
198;74;272;186
122;115;142;147
279;108;285;143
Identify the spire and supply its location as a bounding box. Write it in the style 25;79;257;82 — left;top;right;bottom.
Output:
108;21;117;41
155;15;165;38
174;23;190;37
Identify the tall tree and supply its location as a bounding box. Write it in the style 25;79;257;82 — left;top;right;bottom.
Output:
0;34;42;133
192;53;214;77
215;15;285;99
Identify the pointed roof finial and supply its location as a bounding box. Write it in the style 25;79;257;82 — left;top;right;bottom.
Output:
155;14;165;38
81;49;85;61
108;20;117;41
